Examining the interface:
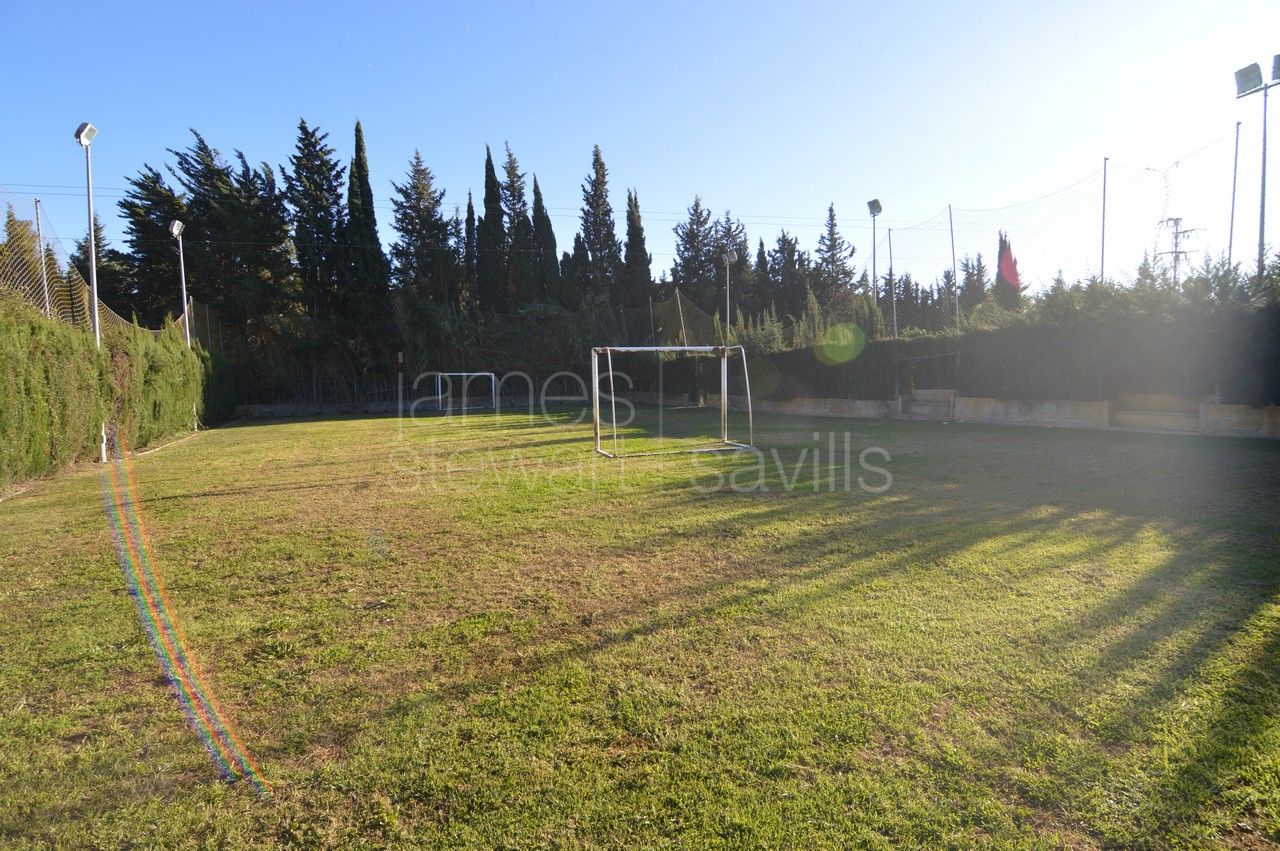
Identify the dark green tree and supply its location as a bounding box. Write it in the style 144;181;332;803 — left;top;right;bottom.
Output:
531;177;560;302
475;146;506;311
464;191;477;293
389;150;457;306
671;196;716;310
166;132;298;345
116;166;187;324
994;231;1022;311
560;234;591;309
768;230;813;320
580;145;621;300
959;253;989;316
712;211;750;324
621;190;653;309
502;143;536;306
284;119;347;328
69;213;135;321
345;120;393;354
814;204;856;308
748;238;770;315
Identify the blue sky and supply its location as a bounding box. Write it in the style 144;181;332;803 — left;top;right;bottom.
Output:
2;0;1278;289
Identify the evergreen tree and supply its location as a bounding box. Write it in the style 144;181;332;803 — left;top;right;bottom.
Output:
475;146;506;310
560;234;591;308
959;253;989;315
768;230;813;320
671;197;716;310
284;119;347;328
531;177;560;301
501;143;536;305
748;238;770;315
116;166;186;324
464;192;477;292
814;204;856;308
389;150;457;306
994;231;1022;311
2;207;44;296
712;211;750;323
345;120;393;353
167;132;298;341
621;190;653;309
69;213;134;320
579;145;621;299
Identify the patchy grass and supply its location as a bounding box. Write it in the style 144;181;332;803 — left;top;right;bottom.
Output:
0;408;1277;847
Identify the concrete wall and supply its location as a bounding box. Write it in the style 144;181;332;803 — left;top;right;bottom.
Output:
1200;403;1280;438
236;393;1280;440
953;397;1110;430
704;391;1278;440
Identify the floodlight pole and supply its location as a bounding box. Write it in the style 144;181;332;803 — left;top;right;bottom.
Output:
76;122;106;464
1236;57;1279;284
1261;84;1269;284
78;132;100;347
1229;121;1241;268
171;222;191;347
721;247;737;340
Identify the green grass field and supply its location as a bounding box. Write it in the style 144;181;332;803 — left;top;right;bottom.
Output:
1;409;1277;847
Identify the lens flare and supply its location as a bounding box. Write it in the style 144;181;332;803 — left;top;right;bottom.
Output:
815;323;866;365
100;432;270;795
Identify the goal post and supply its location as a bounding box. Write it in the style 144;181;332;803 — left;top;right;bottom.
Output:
433;371;498;412
590;345;754;458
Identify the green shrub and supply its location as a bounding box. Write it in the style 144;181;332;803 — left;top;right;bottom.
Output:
1;295;234;486
0;292;106;485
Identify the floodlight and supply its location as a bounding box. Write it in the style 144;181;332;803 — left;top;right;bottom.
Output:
1236;63;1263;96
1273;53;1280;82
723;248;738;264
867;199;882;217
169;220;185;238
74;122;97;147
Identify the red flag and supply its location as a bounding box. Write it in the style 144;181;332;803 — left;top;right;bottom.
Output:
998;240;1021;290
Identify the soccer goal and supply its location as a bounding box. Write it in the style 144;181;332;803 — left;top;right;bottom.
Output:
433;372;498;412
591;345;754;458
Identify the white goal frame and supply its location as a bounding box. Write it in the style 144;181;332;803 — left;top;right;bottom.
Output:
591;345;754;458
434;372;498;412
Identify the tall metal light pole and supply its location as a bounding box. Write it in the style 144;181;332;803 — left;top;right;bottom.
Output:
1229;120;1241;269
1235;55;1279;284
867;199;882;297
75;122;106;463
169;220;191;347
721;247;737;336
75;122;100;346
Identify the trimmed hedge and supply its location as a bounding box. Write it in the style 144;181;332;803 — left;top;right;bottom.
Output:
750;306;1280;405
0;293;107;482
0;294;234;486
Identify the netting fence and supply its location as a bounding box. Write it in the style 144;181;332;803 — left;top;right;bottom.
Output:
859;129;1243;306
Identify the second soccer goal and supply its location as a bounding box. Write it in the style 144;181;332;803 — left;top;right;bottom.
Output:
590;345;754;458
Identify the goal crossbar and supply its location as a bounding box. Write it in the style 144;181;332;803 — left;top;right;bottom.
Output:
591;345;754;458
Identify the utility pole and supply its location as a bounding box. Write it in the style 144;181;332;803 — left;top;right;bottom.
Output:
1229;121;1241;268
1158;217;1198;289
1100;156;1109;281
948;204;959;330
34;198;51;317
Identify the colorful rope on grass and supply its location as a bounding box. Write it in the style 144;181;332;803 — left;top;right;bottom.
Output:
101;431;270;795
